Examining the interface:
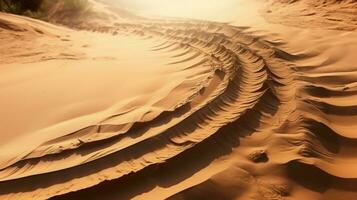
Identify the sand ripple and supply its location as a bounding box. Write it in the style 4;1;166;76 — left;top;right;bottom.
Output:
1;5;357;200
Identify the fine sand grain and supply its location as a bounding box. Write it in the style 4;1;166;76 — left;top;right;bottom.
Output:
0;0;357;199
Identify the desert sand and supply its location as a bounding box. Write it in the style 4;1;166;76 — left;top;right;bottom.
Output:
0;0;357;199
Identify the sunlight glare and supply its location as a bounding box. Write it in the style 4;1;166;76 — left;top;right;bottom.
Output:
114;0;240;20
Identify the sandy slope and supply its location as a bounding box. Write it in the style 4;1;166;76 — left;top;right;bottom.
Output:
263;0;357;31
0;0;357;200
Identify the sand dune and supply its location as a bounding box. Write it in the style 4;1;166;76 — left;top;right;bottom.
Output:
0;0;357;199
263;0;357;31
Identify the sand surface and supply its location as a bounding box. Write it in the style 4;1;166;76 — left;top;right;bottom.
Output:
0;0;357;199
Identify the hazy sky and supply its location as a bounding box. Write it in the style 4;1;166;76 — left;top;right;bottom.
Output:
106;0;240;20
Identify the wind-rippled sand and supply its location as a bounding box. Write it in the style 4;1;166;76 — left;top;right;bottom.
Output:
0;0;357;199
